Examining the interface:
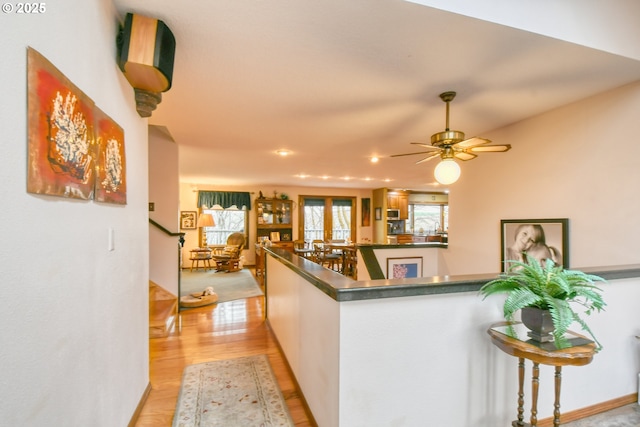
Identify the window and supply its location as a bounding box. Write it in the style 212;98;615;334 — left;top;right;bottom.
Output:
405;203;448;234
300;196;355;242
201;208;248;246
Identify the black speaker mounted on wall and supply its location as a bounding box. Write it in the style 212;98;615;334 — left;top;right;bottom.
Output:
118;13;176;117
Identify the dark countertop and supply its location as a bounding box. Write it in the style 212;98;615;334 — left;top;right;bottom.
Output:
264;247;640;302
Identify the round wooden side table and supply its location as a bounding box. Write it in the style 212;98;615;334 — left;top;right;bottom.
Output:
488;322;597;427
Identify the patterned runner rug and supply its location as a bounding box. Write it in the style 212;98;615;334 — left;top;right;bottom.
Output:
172;355;294;427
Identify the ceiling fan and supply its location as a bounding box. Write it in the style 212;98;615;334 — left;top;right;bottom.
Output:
391;91;511;184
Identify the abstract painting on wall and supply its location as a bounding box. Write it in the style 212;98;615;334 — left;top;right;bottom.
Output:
27;47;126;204
94;106;126;204
27;47;96;200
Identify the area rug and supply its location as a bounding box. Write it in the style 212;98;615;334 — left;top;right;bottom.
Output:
562;403;640;426
172;355;294;427
180;268;263;304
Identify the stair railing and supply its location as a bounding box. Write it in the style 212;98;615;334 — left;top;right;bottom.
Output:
149;218;186;305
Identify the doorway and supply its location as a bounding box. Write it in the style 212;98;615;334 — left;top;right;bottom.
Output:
299;196;356;242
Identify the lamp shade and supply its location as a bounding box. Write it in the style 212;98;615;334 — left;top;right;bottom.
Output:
197;213;215;227
434;159;461;185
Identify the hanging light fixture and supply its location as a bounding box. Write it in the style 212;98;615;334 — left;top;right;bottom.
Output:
433;147;461;185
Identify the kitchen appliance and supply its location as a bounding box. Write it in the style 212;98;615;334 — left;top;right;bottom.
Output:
387;209;400;220
387;219;405;235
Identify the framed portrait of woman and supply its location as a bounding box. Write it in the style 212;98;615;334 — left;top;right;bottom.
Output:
500;218;569;272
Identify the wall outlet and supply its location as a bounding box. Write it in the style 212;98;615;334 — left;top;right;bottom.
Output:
149;202;155;211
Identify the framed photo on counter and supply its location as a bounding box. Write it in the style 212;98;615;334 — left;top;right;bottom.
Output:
387;257;423;279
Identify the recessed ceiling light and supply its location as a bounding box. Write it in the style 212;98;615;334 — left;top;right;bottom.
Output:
275;149;291;156
364;177;373;181
296;173;308;179
370;156;379;163
321;175;330;180
384;178;392;182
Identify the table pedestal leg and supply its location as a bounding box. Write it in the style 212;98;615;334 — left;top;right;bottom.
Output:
553;366;562;427
513;357;526;427
530;362;540;426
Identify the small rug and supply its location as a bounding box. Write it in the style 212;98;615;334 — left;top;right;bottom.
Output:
172;355;294;427
180;268;263;304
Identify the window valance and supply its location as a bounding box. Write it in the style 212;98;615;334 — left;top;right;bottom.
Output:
198;191;252;210
303;198;352;207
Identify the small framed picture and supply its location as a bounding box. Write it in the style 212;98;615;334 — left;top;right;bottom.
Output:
387;257;423;279
270;231;281;242
180;211;197;230
500;218;569;271
375;207;382;221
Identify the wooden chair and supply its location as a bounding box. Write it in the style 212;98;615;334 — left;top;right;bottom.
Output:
311;240;341;271
293;240;313;258
342;247;357;279
212;232;246;272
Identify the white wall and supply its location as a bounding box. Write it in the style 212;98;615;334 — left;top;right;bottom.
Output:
407;0;640;60
149;126;180;295
179;182;373;265
444;82;640;275
0;1;150;425
266;258;341;427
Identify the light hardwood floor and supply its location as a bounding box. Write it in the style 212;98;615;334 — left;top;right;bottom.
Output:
135;282;315;426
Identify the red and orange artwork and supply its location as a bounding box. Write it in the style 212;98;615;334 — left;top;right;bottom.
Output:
94;106;126;204
27;47;96;200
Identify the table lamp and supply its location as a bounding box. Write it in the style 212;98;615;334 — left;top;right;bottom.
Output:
197;213;215;247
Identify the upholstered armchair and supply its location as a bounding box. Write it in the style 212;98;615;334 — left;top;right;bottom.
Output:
212;232;246;272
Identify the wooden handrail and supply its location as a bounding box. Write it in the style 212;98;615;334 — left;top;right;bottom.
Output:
149;218;186;246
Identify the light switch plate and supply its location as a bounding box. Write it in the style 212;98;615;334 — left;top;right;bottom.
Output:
108;228;115;251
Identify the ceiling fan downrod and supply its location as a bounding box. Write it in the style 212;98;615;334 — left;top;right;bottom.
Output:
439;91;456;132
431;91;464;146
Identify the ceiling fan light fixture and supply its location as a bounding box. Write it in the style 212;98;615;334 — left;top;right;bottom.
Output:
434;158;461;185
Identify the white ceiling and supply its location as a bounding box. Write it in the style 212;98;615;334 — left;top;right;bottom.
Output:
114;0;640;190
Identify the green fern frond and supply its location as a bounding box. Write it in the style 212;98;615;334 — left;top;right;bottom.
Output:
503;288;542;319
572;313;603;351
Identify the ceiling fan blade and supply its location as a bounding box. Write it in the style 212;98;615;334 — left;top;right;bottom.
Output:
415;152;441;164
390;151;437;158
454;151;477;161
454;137;491;149
469;144;512;152
410;142;439;150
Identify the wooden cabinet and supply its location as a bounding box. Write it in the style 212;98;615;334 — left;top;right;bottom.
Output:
398;194;408;219
387;194;399;209
271;241;294;252
255;198;294;251
387;191;409;219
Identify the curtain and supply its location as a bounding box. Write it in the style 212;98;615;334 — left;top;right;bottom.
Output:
198;191;252;210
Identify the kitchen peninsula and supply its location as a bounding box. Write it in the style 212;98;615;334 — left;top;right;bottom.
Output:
262;247;640;426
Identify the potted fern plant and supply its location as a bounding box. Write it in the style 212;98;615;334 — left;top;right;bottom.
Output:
480;256;607;350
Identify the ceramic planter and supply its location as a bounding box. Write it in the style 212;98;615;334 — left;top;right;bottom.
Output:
521;307;555;342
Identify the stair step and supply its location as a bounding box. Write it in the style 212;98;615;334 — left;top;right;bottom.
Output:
149;282;177;339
